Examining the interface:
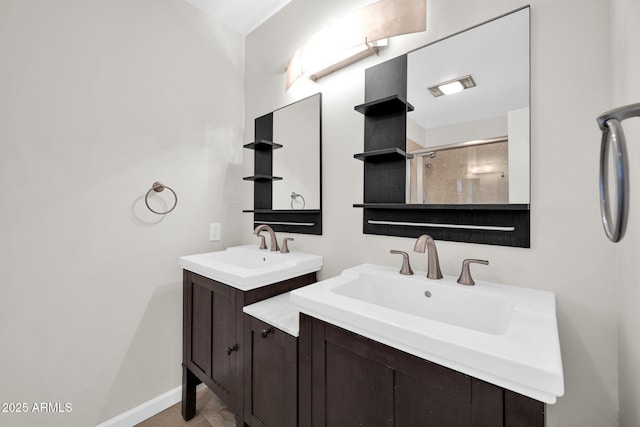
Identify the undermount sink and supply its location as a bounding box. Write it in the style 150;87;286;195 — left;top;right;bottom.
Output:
290;263;564;404
179;245;323;290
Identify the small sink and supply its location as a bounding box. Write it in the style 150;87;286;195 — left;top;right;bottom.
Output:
290;263;564;404
179;245;323;290
333;272;514;335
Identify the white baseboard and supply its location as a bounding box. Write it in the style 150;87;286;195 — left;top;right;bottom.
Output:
96;383;207;427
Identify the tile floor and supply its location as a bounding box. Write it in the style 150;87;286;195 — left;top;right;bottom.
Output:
134;388;235;427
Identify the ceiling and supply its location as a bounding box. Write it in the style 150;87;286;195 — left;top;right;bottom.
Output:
183;0;292;35
407;8;529;131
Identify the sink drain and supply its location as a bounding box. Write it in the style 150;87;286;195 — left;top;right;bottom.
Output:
424;291;432;298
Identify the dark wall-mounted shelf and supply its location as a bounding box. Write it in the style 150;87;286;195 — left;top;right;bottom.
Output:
354;95;414;116
355;55;409;205
354;203;530;211
243;209;321;214
354;148;414;162
243;139;283;150
243;175;283;182
359;205;530;247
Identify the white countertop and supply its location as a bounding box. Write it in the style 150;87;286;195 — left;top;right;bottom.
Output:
243;292;300;337
179;245;322;291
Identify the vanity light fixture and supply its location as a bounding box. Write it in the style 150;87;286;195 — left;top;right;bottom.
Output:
428;75;476;97
285;0;426;90
308;38;388;82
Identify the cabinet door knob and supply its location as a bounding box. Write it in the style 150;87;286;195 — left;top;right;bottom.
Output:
261;328;272;338
226;344;238;355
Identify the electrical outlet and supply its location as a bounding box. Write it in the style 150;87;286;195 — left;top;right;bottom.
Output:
209;223;221;241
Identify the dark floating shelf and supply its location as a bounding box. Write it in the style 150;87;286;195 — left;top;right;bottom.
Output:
243;139;283;150
353;203;530;211
354;95;414;116
243;175;283;182
243;209;321;214
354;148;414;162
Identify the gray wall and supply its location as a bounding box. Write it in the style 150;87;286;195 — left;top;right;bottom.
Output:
244;0;621;426
0;0;244;425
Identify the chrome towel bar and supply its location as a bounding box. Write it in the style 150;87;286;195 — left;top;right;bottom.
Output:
367;220;515;232
253;220;316;227
596;103;640;242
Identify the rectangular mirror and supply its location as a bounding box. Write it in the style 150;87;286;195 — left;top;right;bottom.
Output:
272;93;321;210
244;93;322;234
353;7;530;247
406;7;529;205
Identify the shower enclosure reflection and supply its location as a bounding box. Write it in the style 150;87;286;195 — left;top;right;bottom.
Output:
409;138;508;204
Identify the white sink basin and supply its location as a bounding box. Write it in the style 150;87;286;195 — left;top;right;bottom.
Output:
179;245;323;290
333;271;515;335
290;263;564;404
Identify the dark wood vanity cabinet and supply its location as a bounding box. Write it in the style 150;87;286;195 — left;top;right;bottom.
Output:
183;272;237;412
298;314;544;427
182;270;316;426
243;316;297;427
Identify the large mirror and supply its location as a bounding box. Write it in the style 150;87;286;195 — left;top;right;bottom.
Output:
272;93;321;210
406;7;529;205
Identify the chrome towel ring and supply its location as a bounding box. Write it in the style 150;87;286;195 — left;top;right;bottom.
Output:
290;192;305;209
596;102;640;242
145;182;178;215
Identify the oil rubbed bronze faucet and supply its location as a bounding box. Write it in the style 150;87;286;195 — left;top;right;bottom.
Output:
254;224;280;252
413;234;443;280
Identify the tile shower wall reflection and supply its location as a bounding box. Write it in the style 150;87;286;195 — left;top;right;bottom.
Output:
409;141;509;204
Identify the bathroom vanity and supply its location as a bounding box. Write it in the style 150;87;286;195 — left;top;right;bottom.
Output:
242;282;554;427
179;245;322;426
182;246;562;426
289;263;563;427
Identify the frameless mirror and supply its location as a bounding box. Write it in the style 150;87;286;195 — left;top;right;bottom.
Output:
406;7;529;205
272;93;321;210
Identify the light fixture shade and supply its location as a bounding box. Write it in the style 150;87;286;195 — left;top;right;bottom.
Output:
285;0;426;90
427;75;476;97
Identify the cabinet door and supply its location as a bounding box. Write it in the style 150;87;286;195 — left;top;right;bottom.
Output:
184;273;238;408
299;314;543;427
244;316;297;427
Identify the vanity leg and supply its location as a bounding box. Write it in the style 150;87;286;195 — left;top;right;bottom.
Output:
182;366;197;421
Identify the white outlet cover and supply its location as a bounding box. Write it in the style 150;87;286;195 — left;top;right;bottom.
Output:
209;223;221;241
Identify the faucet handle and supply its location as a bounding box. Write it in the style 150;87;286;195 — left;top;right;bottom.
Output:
457;259;489;286
281;237;294;253
256;234;267;250
390;250;414;275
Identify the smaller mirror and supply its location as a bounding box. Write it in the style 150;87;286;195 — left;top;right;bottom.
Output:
272;94;321;210
244;93;322;235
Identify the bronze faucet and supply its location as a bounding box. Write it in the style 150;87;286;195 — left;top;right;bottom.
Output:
253;224;280;252
413;234;443;280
